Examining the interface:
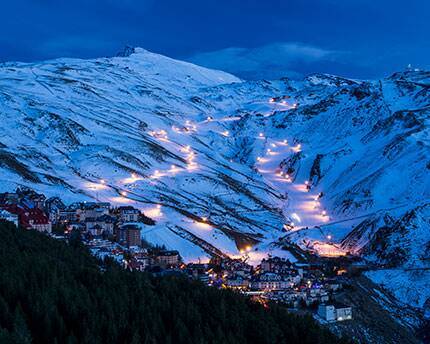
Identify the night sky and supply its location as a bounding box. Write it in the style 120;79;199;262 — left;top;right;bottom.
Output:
1;0;428;79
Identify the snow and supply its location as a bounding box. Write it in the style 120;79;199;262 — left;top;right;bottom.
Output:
366;269;430;309
0;48;429;301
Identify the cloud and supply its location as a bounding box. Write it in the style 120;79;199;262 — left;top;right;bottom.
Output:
187;42;347;80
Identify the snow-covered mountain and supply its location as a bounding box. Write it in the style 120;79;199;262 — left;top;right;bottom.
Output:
0;48;429;310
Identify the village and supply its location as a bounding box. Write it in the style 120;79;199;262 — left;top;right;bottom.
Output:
0;187;353;324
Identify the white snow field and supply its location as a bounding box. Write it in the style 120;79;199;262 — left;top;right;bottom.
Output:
0;48;429;309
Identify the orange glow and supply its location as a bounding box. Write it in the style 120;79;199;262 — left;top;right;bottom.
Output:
293;184;308;193
181;145;191;153
149;130;169;141
122;173;142;184
313;242;346;257
169;165;181;174
109;196;133;204
298;201;318;212
145;206;163;218
187;162;198;171
292;144;301;152
194;221;212;230
150;170;163;179
85;182;108;191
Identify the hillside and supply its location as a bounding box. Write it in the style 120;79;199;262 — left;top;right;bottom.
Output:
0;221;346;344
0;48;429;315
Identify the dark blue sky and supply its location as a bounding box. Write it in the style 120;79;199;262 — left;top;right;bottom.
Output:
1;0;428;79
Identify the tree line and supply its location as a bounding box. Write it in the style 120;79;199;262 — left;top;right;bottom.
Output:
0;221;350;343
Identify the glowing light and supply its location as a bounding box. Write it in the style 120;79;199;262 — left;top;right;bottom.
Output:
292;144;302;152
221;130;230;137
120;191;127;196
201;216;208;222
122;173;142;184
267;149;271;153
187;162;198;171
293;184;308;193
207;116;213;121
109;196;133;204
145;206;163;218
169;165;180;174
149;129;169;141
327;235;332;240
271;143;276;148
259;132;264;138
321;210;327;216
195;220;211;230
100;179;106;184
283;139;288;144
245;245;252;252
291;213;302;223
181;145;191;153
313;242;346;257
304;180;309;186
269;98;275;103
85;182;108;191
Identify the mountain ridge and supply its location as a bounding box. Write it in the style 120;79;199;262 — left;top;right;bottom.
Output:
0;49;429;312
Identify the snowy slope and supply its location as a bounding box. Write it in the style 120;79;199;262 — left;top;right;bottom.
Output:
0;48;291;263
0;49;429;299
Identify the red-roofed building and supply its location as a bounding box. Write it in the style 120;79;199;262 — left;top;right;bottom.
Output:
1;205;51;233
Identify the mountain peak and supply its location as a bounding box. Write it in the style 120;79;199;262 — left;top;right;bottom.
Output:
116;45;137;57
